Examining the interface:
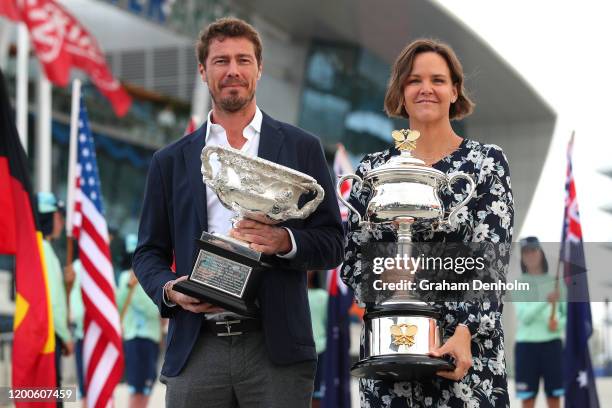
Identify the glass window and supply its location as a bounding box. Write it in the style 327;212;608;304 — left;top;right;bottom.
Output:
299;40;399;158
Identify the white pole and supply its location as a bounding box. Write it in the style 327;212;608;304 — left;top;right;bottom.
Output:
66;79;81;237
0;22;12;71
35;68;52;192
191;72;209;126
16;24;29;153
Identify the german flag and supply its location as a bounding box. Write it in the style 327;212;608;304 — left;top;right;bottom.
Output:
0;69;56;402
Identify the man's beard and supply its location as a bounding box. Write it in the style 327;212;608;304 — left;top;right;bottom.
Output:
211;88;254;113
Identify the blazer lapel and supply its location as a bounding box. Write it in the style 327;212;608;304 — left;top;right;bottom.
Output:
257;112;284;162
182;125;208;231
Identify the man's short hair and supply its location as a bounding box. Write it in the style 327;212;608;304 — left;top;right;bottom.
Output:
196;17;263;67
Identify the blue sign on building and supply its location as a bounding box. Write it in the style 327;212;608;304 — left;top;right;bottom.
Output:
108;0;172;23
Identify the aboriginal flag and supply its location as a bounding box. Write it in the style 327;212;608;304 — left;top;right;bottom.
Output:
0;69;56;404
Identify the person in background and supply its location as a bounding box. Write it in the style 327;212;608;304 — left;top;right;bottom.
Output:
117;233;162;408
307;271;328;407
36;192;73;406
514;236;566;408
66;251;86;404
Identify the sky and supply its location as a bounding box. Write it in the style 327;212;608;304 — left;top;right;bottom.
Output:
436;0;612;243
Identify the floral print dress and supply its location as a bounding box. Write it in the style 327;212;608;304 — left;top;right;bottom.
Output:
341;139;514;408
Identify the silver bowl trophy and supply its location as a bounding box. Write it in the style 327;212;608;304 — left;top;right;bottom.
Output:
338;129;476;380
173;145;324;318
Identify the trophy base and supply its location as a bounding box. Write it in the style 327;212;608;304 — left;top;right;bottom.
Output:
173;279;260;318
172;232;267;318
351;355;454;381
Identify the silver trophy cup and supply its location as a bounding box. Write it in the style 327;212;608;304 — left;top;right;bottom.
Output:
173;145;324;317
338;129;476;380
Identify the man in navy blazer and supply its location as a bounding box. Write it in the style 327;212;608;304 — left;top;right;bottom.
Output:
133;17;343;407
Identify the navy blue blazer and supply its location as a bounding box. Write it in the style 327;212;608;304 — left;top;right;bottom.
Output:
133;112;344;377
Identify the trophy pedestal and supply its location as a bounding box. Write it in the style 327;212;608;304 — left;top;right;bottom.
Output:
351;354;454;381
173;232;267;318
353;303;455;380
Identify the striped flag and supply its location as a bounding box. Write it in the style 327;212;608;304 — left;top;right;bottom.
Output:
69;97;124;407
561;134;599;408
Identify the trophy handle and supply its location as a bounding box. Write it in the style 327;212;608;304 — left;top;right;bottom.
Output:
441;172;476;227
293;182;325;219
201;145;218;185
337;174;363;224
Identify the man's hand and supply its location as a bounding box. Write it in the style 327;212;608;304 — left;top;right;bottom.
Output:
64;264;75;286
62;341;74;356
229;219;292;255
128;271;139;288
547;289;560;303
166;276;225;314
430;324;473;381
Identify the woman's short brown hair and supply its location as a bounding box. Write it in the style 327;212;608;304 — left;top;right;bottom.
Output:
196;17;263;67
384;39;474;120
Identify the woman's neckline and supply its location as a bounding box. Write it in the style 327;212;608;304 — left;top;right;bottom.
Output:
428;137;468;167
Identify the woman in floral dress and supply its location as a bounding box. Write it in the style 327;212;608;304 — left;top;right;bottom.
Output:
341;39;514;407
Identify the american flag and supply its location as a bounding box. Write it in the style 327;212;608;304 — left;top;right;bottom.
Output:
70;97;124;408
561;133;600;408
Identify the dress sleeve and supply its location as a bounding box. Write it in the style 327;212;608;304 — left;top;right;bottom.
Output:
452;145;515;336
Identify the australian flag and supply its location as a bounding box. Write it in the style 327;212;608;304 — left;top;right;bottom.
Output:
321;145;354;408
561;134;599;408
322;267;353;408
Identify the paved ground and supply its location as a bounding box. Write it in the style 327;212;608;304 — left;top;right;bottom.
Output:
3;347;608;406
116;377;612;407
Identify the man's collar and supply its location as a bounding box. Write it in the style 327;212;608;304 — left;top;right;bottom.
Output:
205;106;263;142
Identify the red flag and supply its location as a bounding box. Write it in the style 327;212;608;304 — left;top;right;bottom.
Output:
0;69;56;405
0;2;21;21
7;0;131;116
184;116;198;135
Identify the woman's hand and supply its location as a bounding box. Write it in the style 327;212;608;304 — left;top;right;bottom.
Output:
430;324;472;381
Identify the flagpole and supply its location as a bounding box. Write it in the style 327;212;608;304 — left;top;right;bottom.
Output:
65;79;81;294
35;69;52;192
550;131;575;330
66;79;81;238
16;24;29;153
0;22;11;70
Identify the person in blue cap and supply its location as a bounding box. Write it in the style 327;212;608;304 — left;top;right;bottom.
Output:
116;233;162;408
36;192;73;405
514;236;566;408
